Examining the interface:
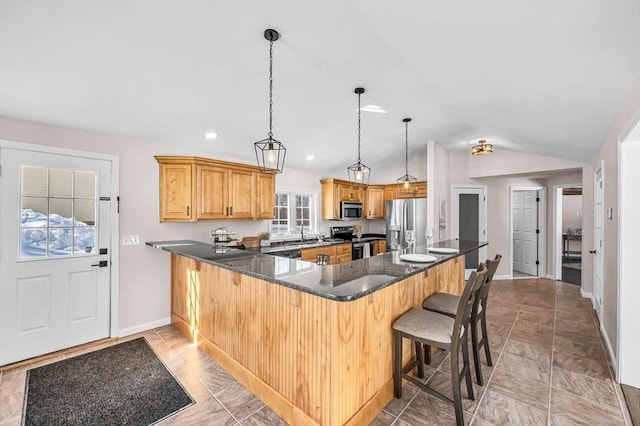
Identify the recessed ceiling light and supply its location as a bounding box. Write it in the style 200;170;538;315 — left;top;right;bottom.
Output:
306;155;315;160
205;132;218;140
360;104;388;114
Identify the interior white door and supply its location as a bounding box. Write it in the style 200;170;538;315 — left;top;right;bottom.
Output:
513;190;538;276
593;166;604;317
452;186;487;277
0;147;112;365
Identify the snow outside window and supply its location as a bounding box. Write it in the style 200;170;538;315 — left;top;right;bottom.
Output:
20;165;97;259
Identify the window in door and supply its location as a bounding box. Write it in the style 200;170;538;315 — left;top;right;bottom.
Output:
20;166;97;259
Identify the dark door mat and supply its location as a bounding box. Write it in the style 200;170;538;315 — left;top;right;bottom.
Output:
622;384;640;426
22;337;193;426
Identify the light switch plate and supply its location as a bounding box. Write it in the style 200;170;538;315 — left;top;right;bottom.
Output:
122;235;140;246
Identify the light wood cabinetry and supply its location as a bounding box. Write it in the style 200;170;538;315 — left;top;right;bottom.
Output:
365;185;385;219
320;178;365;220
256;173;276;219
156;156;275;222
373;239;387;255
300;243;352;265
388;181;428;199
158;163;194;221
170;252;464;426
321;178;427;220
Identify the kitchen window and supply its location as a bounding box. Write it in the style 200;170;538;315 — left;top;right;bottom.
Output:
270;190;318;237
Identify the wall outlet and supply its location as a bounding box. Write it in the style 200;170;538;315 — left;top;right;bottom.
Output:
122;235;140;246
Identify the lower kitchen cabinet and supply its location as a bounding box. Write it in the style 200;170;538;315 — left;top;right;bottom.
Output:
373;239;387;255
300;243;352;265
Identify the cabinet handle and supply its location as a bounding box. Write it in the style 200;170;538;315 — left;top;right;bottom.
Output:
186;206;190;216
226;207;229;216
230;206;233;216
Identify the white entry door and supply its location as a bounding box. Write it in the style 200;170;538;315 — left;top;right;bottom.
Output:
513;190;539;276
593;166;604;317
0;147;113;365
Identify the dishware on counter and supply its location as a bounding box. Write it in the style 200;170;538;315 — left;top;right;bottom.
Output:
399;253;438;263
427;247;459;254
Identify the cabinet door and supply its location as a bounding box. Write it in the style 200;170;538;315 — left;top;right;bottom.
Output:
196;164;229;219
301;246;336;263
366;186;385;219
159;163;194;221
229;169;256;219
340;184;363;202
384;185;397;201
256;173;276;219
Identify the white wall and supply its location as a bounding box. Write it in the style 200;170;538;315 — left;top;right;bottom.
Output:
562;195;582;232
591;79;640;372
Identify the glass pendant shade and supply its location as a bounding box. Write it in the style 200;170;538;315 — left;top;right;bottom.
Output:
397;118;417;191
347;87;371;185
471;139;493;156
254;28;286;174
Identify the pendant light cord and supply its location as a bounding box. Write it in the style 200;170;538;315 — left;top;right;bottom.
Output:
405;120;409;176
357;90;361;162
268;39;274;140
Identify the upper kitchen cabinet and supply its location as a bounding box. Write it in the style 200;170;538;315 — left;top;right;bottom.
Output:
320;178;365;220
158;162;194;221
385;181;428;200
256;173;276;219
155;156;274;222
365;185;385;219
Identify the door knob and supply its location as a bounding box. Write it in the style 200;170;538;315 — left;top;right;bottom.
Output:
589;250;597;254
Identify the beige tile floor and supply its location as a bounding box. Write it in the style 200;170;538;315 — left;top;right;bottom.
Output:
0;278;632;425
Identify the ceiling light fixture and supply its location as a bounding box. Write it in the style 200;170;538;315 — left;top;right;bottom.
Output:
397;118;417;192
347;87;371;184
471;139;493;156
254;28;286;174
204;132;218;140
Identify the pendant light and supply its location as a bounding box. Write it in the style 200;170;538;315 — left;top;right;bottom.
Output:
471;139;493;156
254;29;286;174
347;87;371;184
397;117;417;192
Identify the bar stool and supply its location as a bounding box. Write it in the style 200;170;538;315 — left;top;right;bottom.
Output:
392;265;487;426
422;254;502;385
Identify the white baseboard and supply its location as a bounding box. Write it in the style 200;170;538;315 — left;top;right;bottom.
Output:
494;275;511;280
580;288;593;301
600;322;618;380
118;317;172;337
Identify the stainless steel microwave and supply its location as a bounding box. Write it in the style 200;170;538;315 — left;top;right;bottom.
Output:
340;201;362;220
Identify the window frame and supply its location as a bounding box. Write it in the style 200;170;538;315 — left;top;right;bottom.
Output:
270;187;318;238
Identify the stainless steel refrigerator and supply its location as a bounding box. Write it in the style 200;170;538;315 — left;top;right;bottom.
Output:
386;198;427;250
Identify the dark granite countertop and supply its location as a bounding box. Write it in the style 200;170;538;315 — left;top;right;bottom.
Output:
146;239;487;302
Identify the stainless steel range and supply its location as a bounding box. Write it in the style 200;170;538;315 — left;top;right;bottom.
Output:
330;226;374;260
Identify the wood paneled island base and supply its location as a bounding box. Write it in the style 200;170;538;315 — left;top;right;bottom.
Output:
170;253;465;425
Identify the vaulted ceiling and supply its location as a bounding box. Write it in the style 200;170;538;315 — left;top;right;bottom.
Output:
1;1;638;175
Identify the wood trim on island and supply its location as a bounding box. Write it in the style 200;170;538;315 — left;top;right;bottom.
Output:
170;253;465;425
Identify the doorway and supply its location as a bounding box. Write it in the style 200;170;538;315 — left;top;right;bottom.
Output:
451;185;487;277
560;187;582;285
510;187;546;279
0;142;119;366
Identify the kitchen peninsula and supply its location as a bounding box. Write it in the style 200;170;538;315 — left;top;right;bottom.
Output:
148;240;487;425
